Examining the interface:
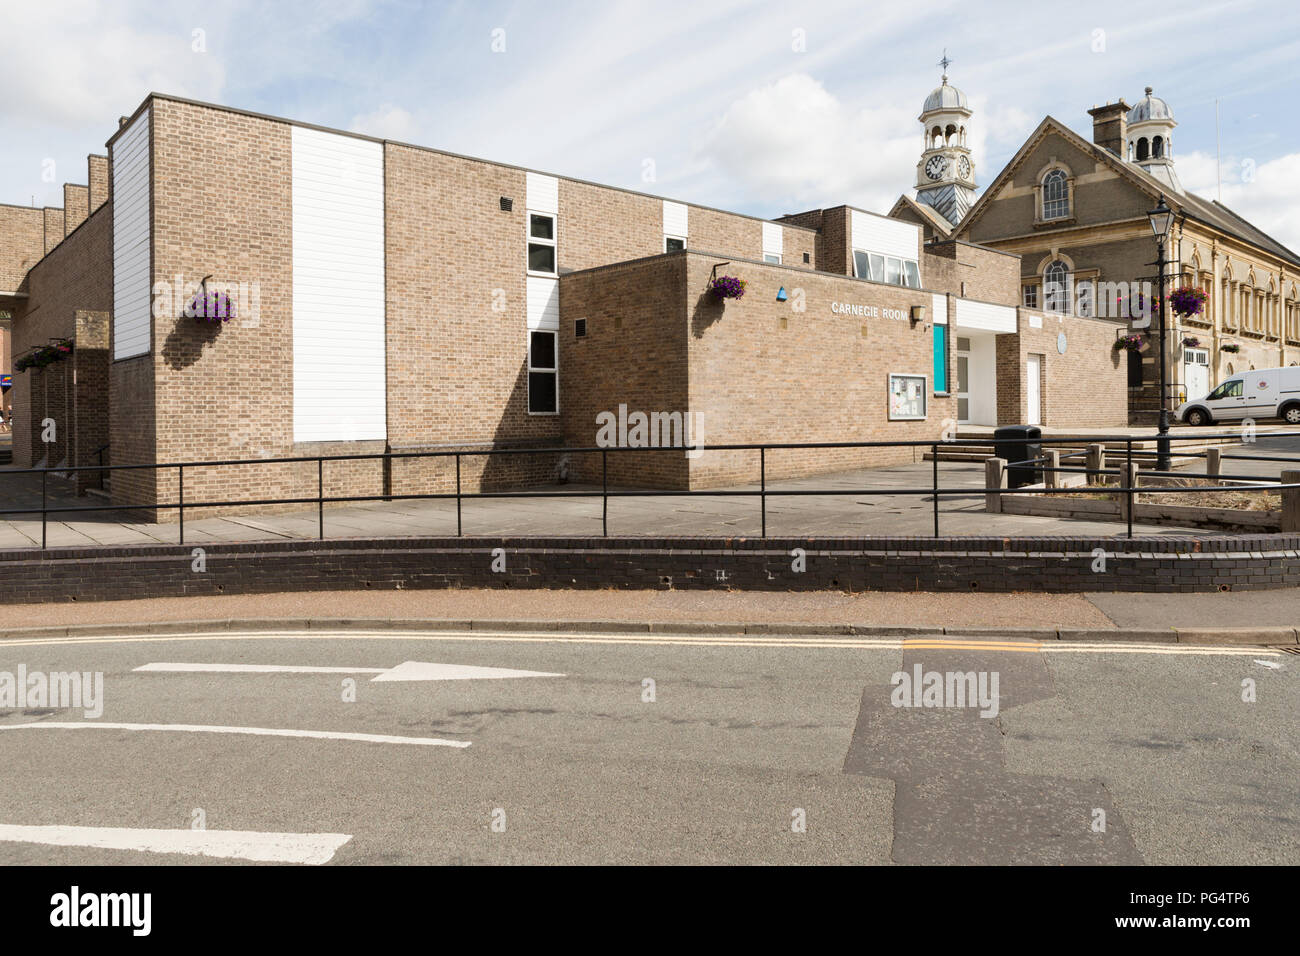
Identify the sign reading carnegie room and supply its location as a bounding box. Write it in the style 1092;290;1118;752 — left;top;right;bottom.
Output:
829;301;909;321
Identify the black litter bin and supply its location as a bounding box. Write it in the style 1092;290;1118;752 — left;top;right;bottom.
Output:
994;425;1043;488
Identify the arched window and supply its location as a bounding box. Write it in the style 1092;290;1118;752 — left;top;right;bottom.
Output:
1044;260;1070;313
1136;137;1149;161
1042;169;1069;219
1153;136;1164;158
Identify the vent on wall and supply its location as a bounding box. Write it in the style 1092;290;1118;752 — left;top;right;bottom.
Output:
803;252;810;264
500;196;513;212
575;318;587;338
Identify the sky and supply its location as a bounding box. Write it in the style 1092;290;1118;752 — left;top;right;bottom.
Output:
2;0;1299;251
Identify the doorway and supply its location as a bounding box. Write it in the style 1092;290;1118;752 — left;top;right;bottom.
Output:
1183;347;1209;402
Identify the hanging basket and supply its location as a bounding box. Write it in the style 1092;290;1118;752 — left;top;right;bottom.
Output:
708;275;747;300
1169;285;1207;317
185;289;237;322
13;338;73;373
1113;333;1145;352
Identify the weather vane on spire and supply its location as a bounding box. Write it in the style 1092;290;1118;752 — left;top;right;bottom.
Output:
939;49;952;80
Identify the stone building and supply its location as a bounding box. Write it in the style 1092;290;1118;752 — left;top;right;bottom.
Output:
952;87;1300;423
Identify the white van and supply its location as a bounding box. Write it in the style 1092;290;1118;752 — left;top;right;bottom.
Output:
1175;366;1300;426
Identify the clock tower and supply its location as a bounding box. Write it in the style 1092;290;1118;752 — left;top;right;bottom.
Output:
915;65;976;227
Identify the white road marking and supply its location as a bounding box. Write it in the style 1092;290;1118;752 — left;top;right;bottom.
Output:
0;824;351;864
0;721;471;748
0;628;1282;657
133;660;564;681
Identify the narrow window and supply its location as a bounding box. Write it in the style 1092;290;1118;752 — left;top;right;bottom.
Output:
933;324;948;393
1044;260;1070;313
1041;169;1069;219
528;213;557;274
903;260;921;288
1023;283;1039;309
528;330;558;414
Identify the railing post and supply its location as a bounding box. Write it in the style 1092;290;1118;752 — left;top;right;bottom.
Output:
1281;470;1300;533
602;449;608;537
1123;440;1135;538
1045;449;1060;489
760;446;766;538
1206;447;1221;477
318;457;324;539
455;453;462;538
178;464;184;546
932;443;939;537
984;457;1006;514
41;467;47;549
1086;443;1104;480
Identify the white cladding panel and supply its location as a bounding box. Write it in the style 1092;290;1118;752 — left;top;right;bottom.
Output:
932;293;948;325
762;222;783;258
291;126;386;443
112;109;151;360
663;201;688;238
850;209;920;261
955;298;1017;334
526;172;558;215
527;275;560;331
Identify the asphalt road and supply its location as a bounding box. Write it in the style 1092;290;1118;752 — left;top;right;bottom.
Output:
0;627;1295;865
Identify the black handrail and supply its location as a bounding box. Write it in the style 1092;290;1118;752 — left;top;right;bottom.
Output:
1;430;1295;548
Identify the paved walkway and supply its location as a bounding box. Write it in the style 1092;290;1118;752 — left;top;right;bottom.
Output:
0;457;1212;548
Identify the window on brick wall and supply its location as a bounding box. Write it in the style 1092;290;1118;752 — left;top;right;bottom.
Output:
763;253;781;264
528;213;557;274
1023;283;1039;309
665;236;685;253
528;330;558;414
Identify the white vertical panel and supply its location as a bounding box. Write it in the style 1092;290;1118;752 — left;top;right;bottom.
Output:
954;298;1017;334
526;172;558;214
527;276;559;331
850;209;920;261
292;126;386;443
932;293;948;325
761;222;783;259
112;109;151;360
663;201;688;239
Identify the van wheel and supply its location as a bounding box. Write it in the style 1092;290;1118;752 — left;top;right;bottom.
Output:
1283;404;1300;425
1185;408;1210;426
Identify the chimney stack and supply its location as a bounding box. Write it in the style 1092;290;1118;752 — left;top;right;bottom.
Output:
1087;100;1130;157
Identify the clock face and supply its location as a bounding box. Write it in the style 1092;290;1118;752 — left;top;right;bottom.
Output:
958;155;972;180
924;155;948;180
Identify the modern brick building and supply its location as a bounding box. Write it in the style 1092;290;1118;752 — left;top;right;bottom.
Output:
1;87;1129;515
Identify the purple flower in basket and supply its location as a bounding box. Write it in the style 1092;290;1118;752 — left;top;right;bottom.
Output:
1169;285;1207;317
708;275;747;300
187;289;237;322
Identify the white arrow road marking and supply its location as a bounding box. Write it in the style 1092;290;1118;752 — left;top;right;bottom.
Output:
0;824;351;864
0;722;471;748
133;660;565;681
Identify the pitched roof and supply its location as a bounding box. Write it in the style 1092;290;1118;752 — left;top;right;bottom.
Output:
956;116;1300;268
888;194;954;238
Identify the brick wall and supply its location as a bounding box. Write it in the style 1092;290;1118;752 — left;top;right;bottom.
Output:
995;310;1128;426
924;240;1021;304
3;534;1297;603
42;208;65;255
88;155;109;212
559;255;690;488
63;184;90;235
0;205;45;291
8;204;112;470
684;254;956;486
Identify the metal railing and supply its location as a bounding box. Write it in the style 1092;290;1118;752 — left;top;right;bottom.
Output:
0;431;1297;548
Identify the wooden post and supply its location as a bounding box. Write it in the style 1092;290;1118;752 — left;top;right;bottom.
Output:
1206;447;1221;477
1045;449;1061;489
985;457;1007;513
1282;470;1300;533
1086;443;1104;483
1119;462;1141;524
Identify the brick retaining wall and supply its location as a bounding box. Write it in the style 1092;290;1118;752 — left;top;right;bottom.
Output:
1;534;1297;604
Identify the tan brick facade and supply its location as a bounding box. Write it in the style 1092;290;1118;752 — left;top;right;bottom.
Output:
995;310;1128;427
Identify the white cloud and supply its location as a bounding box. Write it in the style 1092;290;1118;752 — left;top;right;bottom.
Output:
699;74;919;214
1179;149;1300;254
349;105;417;141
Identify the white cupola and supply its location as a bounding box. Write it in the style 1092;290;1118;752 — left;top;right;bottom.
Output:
1126;86;1182;192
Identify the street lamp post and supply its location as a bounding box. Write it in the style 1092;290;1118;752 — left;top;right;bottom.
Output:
1148;195;1175;472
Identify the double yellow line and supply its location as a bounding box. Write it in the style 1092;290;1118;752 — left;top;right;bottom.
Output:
0;629;1279;657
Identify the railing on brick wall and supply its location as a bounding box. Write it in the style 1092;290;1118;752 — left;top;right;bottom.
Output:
1;432;1298;548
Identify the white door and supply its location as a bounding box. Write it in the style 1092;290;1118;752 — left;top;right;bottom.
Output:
955;337;971;424
1026;354;1042;425
1184;348;1209;401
